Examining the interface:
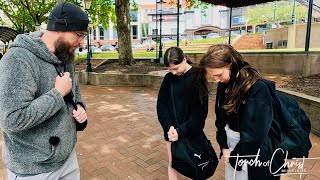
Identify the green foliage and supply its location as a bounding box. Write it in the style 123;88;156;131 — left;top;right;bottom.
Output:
244;1;308;25
0;0;78;33
184;0;210;9
88;0;116;30
88;0;137;30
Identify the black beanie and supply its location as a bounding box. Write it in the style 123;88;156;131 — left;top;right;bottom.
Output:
47;2;89;32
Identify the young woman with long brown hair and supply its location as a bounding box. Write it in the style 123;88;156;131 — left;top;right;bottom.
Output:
199;44;284;180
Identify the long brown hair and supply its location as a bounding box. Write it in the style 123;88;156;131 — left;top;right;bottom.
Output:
199;44;261;113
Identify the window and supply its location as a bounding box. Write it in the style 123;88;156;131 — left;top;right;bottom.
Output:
99;27;104;40
113;28;118;40
93;29;96;40
152;29;158;35
131;25;137;39
201;6;209;24
171;28;177;34
232;16;242;25
283;40;288;47
130;10;138;22
141;23;149;37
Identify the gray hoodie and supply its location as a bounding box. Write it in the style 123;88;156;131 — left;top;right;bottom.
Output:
0;31;86;175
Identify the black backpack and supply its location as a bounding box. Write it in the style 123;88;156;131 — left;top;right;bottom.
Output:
262;79;312;159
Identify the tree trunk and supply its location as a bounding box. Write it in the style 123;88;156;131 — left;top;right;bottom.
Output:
115;0;134;65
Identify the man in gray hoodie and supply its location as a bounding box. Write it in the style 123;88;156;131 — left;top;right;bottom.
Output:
0;2;89;179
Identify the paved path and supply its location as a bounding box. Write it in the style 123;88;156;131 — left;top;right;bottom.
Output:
0;85;319;180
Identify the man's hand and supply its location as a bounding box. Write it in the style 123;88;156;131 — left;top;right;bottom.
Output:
73;104;87;123
55;72;72;97
167;126;179;142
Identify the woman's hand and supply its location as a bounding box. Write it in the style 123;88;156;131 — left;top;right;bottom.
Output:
167;126;179;142
222;148;231;164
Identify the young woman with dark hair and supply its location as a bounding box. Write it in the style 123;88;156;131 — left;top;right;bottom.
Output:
157;47;209;179
199;44;284;180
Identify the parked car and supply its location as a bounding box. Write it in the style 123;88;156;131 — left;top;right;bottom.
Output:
142;39;156;47
161;37;174;44
179;36;186;41
100;44;116;51
191;35;203;41
75;47;87;55
206;33;220;39
132;42;143;48
224;31;240;36
90;46;102;53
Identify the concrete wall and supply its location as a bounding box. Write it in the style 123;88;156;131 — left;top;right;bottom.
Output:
279;88;320;136
266;23;320;49
77;72;164;88
186;52;320;76
76;72;218;92
265;27;288;49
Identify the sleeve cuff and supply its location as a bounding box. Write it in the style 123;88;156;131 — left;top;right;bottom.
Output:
76;102;86;109
76;120;87;131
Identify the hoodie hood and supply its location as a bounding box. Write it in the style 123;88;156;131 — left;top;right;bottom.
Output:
9;31;62;65
259;78;276;93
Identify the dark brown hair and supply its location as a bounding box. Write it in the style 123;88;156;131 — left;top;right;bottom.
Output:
164;47;192;67
200;44;261;113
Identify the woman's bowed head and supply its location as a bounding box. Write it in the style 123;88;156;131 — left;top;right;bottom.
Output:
199;44;260;113
164;47;193;76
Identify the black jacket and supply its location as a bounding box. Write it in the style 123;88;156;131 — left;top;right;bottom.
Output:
216;79;284;180
157;67;208;146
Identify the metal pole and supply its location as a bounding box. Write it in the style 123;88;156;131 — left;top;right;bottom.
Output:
159;1;163;59
228;7;232;45
292;0;296;24
155;1;158;59
86;27;92;72
305;0;313;51
177;0;179;47
86;13;92;72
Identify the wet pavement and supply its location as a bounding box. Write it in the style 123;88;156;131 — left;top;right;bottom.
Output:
0;85;319;180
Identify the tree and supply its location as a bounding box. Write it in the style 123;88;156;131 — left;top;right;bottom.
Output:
0;0;79;33
88;0;138;65
115;0;134;65
244;1;308;26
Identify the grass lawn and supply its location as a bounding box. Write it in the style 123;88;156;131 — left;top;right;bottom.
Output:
76;50;207;60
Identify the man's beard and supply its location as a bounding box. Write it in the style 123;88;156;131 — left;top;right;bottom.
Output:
53;37;76;64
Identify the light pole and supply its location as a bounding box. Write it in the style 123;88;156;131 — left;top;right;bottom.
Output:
292;0;296;24
157;0;165;61
155;0;158;60
177;0;180;47
83;0;92;72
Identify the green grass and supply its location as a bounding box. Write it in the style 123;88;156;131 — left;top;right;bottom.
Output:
164;37;235;45
76;50;207;60
189;37;231;44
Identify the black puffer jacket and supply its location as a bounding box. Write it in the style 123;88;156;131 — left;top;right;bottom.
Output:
215;79;284;180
